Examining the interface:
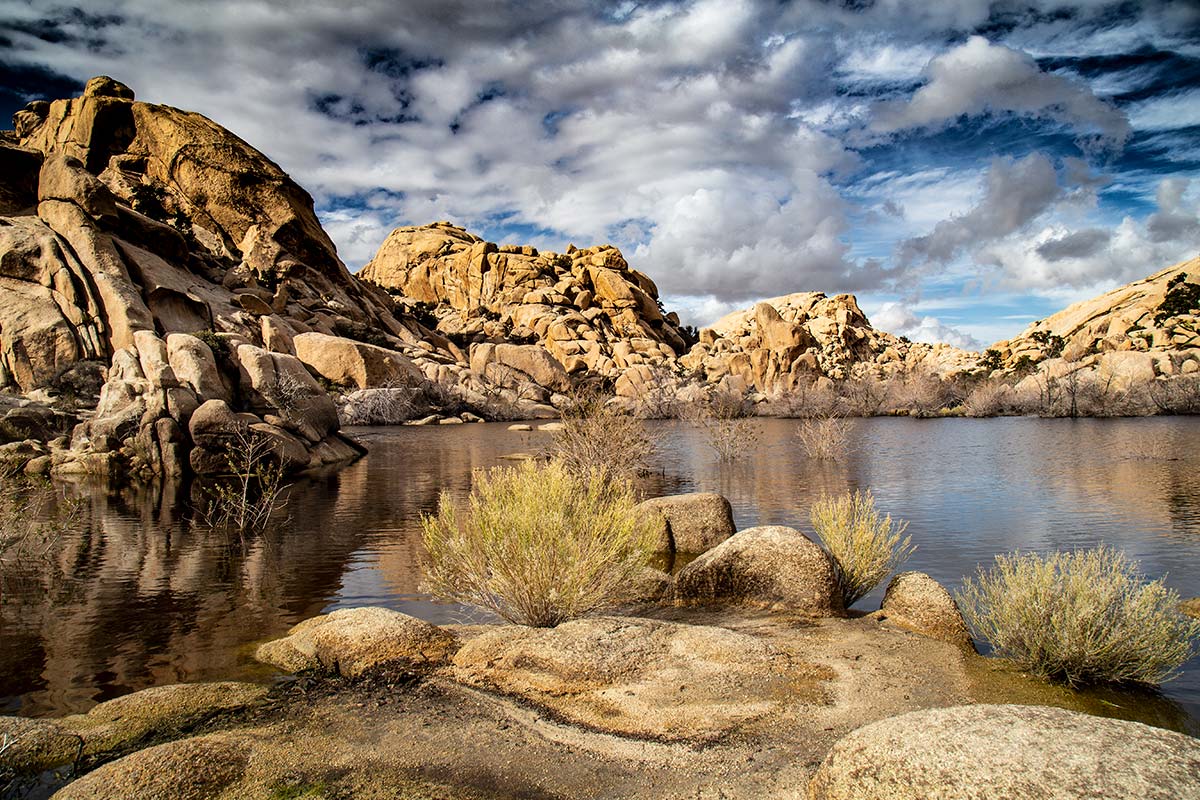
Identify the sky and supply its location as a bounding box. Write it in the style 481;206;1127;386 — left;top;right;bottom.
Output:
3;1;1199;349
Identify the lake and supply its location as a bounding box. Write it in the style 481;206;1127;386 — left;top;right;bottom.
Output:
2;416;1199;734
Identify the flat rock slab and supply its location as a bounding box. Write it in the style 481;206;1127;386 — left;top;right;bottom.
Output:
809;704;1200;800
450;615;832;742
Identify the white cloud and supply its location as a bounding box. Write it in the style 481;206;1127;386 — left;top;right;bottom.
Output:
870;301;982;350
870;35;1131;145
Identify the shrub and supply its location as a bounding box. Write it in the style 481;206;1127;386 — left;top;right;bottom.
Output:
0;477;82;571
1154;273;1200;324
420;460;655;627
198;427;289;533
810;490;914;607
683;389;761;462
550;387;656;481
963;379;1013;417
957;547;1200;686
796;416;852;461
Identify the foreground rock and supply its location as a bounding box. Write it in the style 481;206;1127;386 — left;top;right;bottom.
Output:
255;607;458;677
808;704;1200;800
673;525;843;615
52;734;251;800
450;615;832;741
877;572;975;651
635;492;735;553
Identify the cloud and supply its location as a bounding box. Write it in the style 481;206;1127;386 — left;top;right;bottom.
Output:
870;36;1131;145
870;302;982;350
896;152;1063;267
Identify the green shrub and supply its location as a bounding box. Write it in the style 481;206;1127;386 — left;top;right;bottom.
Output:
958;547;1200;686
420;460;655;627
1155;273;1200;324
810;490;914;606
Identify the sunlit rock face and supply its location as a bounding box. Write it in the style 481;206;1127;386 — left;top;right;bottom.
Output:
360;222;690;381
991;256;1200;382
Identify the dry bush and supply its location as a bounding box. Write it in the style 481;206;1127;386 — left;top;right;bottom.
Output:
0;477;82;571
420;460;655;627
549;387;657;481
683;389;761;462
887;369;953;416
963;379;1014;417
198;427;289;533
796;416;853;461
631;364;684;419
763;378;839;418
958;547;1200;686
1149;374;1200;415
837;373;889;417
810;489;914;607
339;381;419;426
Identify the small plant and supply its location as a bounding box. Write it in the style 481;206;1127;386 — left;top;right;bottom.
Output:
980;349;1004;372
198;427;289;534
1029;330;1066;359
0;477;82;570
550;386;656;481
420;460;655;627
796;416;852;461
130;182;168;220
810;490;914;607
958;547;1200;686
684;389;760;462
1154;273;1200;324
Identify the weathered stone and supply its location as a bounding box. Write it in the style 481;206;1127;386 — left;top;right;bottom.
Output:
51;733;249;800
808;704;1200;800
255;607;457;678
674;525;843;615
293;332;422;390
451;616;830;742
878;572;975;650
634;492;735;553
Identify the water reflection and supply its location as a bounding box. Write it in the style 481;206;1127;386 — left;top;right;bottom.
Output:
2;417;1199;732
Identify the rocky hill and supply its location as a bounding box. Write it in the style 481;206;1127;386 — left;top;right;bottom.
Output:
360;222;690;380
988;257;1200;383
681;292;979;395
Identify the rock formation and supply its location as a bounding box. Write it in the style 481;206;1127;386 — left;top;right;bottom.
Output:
988;256;1200;383
360;222;690;381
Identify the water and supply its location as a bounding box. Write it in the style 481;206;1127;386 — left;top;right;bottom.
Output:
2;417;1199;732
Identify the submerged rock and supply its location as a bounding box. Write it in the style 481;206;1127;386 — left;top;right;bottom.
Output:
451;615;831;741
255;606;458;678
635;492;735;554
673;525;843;615
878;571;975;651
808;704;1200;800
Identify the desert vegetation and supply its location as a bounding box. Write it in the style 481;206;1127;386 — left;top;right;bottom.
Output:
810;490;914;607
0;477;81;573
549;387;658;481
683;389;762;462
197;427;290;533
958;547;1200;686
420;460;656;626
795;415;853;461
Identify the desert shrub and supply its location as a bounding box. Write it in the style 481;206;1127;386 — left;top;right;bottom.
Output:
198;427;289;533
838;373;889;417
550;387;656;481
958;547;1200;686
979;349;1004;372
810;490;914;607
1149;375;1200;414
1155;273;1200;324
963;379;1014;417
682;389;761;462
1029;330;1066;359
332;318;394;349
764;378;838;418
887;369;953;417
0;477;82;572
420;460;655;627
796;416;853;461
339;383;419;426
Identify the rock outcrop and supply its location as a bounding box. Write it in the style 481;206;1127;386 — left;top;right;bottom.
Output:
989;257;1200;382
360;222;690;382
808;704;1200;800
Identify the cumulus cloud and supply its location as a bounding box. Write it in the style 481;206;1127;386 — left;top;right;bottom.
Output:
870;302;982;350
870;36;1131;145
896;152;1063;267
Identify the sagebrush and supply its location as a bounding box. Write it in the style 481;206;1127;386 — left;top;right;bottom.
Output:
796;416;853;461
810;489;914;606
958;546;1200;686
420;460;655;626
549;387;656;481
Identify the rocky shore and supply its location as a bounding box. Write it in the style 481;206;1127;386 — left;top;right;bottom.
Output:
5;496;1198;799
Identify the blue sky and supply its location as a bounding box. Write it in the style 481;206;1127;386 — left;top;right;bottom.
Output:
3;1;1199;348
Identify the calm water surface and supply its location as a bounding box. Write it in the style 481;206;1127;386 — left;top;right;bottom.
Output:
3;417;1199;733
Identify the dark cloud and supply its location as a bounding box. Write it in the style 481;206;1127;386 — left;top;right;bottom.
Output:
1035;228;1111;260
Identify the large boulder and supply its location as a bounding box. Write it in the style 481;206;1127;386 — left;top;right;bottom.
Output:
451;616;831;742
634;492;735;553
255;607;458;678
808;704;1200;800
469;342;570;393
878;572;975;650
293;332;422;390
235;343;338;442
673;525;843;615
